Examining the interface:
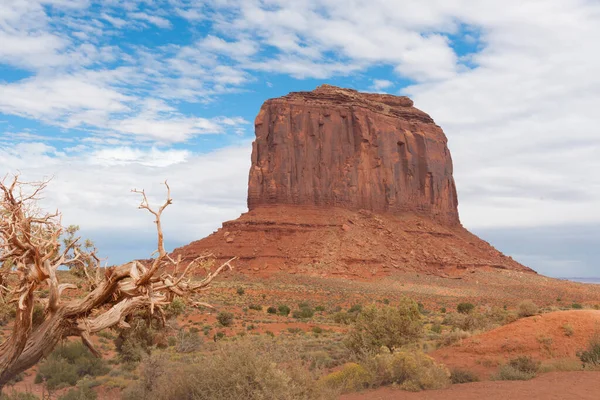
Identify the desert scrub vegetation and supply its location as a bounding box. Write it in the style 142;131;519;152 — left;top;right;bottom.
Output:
319;363;371;392
577;334;600;367
517;300;539;318
360;350;449;391
345;298;423;354
492;356;540;381
456;302;475;314
450;368;479;384
121;338;338;400
321;350;450;393
34;342;109;390
216;311;234;327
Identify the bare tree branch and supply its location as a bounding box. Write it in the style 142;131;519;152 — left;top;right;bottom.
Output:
0;176;233;391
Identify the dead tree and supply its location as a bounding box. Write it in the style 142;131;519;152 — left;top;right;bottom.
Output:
0;175;233;391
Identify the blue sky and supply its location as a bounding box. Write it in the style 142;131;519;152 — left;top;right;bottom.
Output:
2;0;600;277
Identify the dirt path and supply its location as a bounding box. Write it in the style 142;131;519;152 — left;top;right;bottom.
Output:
340;371;600;400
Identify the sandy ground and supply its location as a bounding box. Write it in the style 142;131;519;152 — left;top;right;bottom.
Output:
341;371;600;400
432;310;600;377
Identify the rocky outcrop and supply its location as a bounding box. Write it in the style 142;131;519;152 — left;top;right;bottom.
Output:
172;85;534;278
248;85;459;225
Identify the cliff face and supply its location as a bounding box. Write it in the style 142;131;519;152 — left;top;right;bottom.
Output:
171;85;534;278
248;85;459;225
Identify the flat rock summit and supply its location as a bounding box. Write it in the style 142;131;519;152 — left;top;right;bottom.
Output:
174;85;533;278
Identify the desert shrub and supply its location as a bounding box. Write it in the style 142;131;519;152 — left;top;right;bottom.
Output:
176;329;202;353
492;356;539;381
430;323;442;334
267;306;277;314
332;312;355;325
121;338;336;400
440;307;446;313
456;303;475;314
540;358;583;372
249;304;262;311
572;303;583;309
348;304;362;314
58;379;98;400
517;300;538;318
236;287;245;295
578;335;600;366
114;314;161;362
277;304;291;316
36;342;109;390
450;368;479;384
163;297;186;319
0;393;38;400
362;350;450;391
345;299;423;355
293;306;315;319
319;363;371;393
314;305;326;312
217;311;234;327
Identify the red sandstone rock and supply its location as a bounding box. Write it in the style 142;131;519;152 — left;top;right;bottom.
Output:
172;85;534;277
248;85;459;225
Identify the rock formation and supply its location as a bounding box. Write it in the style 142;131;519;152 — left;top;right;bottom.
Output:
248;85;458;225
173;85;534;278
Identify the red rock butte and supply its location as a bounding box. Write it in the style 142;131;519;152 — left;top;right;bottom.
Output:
173;85;534;278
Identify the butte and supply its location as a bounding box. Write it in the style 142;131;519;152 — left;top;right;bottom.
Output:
172;85;534;279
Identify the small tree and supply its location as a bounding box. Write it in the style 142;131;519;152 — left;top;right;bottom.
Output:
456;303;475;314
345;298;423;354
0;175;234;391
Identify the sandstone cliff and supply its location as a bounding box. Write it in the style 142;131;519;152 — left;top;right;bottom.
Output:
172;85;534;278
248;85;459;225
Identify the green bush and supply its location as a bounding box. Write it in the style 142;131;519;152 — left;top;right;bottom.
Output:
236;287;245;296
293;306;314;319
277;304;291;316
35;342;109;390
572;303;583;309
217;311;234;327
164;298;186;319
345;299;423;354
450;369;479;384
249;304;262;311
348;304;362;314
332;312;355;325
578;335;600;366
456;303;475;314
314;305;326;312
267;306;277;314
114;314;160;363
492;356;539;381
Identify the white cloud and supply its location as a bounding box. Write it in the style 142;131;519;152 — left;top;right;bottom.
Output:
0;141;252;262
370;79;393;92
128;12;172;29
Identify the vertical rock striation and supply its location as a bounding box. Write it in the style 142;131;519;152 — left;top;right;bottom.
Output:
248;85;459;225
